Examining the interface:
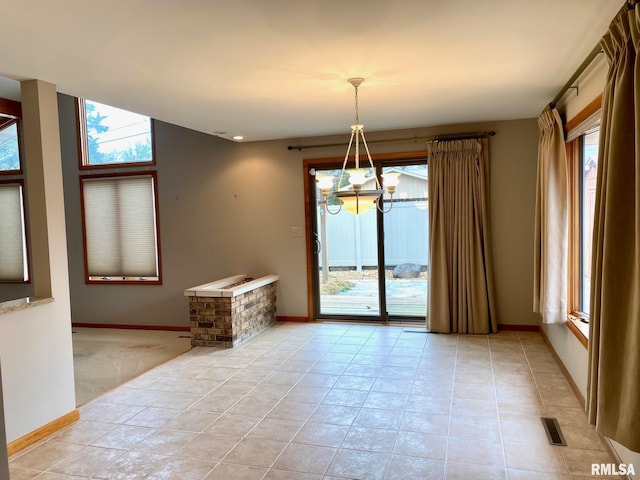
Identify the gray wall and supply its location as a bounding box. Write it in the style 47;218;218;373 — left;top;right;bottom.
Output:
0;283;33;303
58;92;539;327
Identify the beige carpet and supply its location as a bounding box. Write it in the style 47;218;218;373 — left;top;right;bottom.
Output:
72;328;192;406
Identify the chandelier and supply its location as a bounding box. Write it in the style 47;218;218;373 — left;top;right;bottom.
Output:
317;78;399;215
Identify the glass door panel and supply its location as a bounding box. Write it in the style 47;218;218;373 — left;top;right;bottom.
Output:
382;164;428;319
314;168;381;318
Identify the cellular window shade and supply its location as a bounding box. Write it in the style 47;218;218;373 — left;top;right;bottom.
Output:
82;175;158;278
0;184;28;281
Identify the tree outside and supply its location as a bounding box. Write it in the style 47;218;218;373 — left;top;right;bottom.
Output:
0;123;20;171
84;100;153;165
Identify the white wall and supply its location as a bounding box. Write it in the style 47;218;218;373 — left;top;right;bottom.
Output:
559;54;607;121
0;362;9;478
542;323;589;393
0;303;75;441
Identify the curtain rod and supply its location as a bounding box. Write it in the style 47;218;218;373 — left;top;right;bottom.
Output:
287;130;495;151
549;43;603;108
550;0;638;108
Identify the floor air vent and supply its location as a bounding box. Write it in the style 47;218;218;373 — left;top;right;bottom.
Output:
541;417;567;446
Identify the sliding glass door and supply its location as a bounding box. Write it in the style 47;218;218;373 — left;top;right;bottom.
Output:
314;167;381;317
382;164;428;318
309;158;428;322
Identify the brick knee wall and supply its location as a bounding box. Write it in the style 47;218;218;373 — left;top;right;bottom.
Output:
189;282;277;348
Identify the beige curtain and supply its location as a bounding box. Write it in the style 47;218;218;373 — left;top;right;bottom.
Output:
533;107;568;324
427;138;496;334
587;6;640;453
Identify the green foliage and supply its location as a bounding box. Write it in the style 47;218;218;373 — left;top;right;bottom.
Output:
85;102;109;164
100;138;152;164
0;141;19;170
0;123;20;171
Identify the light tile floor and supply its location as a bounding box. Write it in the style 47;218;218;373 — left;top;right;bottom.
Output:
9;322;623;479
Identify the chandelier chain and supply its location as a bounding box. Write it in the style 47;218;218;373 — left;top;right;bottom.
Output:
354;84;359;124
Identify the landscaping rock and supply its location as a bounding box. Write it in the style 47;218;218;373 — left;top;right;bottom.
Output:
392;263;422;278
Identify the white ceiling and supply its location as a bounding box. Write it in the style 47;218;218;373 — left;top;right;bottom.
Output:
0;0;623;142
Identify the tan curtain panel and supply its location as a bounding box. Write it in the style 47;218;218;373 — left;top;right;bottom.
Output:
533;107;568;324
427;138;497;334
587;6;640;452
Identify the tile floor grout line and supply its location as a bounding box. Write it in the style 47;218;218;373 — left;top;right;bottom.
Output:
441;332;459;476
491;332;509;478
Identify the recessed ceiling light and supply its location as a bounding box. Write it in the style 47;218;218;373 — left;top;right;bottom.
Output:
233;135;244;141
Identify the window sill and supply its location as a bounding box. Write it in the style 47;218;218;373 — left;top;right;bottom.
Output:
87;276;161;285
0;297;54;316
79;160;156;170
567;315;589;348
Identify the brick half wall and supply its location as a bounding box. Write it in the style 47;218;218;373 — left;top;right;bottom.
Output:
189;281;277;348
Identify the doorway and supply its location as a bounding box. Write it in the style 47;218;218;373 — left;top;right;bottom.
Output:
306;154;428;323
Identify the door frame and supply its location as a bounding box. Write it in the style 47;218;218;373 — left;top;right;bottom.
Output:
303;150;427;322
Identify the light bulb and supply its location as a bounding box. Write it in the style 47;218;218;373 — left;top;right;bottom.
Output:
316;175;334;195
348;169;368;187
382;172;400;187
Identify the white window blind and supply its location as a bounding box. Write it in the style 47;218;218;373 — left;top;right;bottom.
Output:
0;183;28;281
82;175;159;279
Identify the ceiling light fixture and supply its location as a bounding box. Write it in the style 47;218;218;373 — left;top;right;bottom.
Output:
232;135;244;141
317;78;399;215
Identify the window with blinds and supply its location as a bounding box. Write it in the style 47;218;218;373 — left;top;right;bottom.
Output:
80;173;161;283
0;182;29;282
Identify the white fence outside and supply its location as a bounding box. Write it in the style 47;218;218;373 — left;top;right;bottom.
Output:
318;201;428;270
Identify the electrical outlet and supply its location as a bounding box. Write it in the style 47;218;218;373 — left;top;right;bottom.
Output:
290;227;304;237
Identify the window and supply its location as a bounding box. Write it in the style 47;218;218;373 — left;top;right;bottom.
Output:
566;97;601;342
0;119;21;173
0;181;29;282
80;173;161;284
77;99;154;167
578;129;599;315
0;99;28;283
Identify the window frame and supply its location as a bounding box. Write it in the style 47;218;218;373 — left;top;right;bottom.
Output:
565;94;602;346
76;98;157;170
79;170;163;285
0;97;29;283
0;179;30;284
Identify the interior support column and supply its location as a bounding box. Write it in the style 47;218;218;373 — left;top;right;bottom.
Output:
20;79;69;299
